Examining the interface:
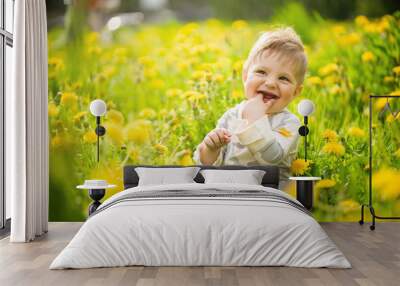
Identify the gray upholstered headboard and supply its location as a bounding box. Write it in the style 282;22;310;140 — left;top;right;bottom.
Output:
123;165;280;189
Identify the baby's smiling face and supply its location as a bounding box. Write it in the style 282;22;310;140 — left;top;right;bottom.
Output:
243;50;303;114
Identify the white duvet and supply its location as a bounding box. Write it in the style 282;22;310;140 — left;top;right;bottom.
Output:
50;183;351;269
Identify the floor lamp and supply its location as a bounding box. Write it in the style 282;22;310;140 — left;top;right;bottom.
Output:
359;94;400;230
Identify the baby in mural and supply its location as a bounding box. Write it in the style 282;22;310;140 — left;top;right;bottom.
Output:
193;27;307;190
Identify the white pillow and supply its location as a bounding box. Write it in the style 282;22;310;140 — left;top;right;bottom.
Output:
135;167;200;186
200;169;266;185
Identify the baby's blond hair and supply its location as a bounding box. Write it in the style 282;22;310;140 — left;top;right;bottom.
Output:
243;27;307;84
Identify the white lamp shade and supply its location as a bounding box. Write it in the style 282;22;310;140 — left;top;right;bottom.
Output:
90;99;107;116
297;99;315;116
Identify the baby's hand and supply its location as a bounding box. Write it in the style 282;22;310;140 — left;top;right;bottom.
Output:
242;94;275;124
203;128;231;151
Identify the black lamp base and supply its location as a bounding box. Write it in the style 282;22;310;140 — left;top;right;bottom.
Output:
88;189;105;215
296;181;313;210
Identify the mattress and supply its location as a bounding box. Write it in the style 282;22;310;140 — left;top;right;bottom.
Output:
50;183;351;269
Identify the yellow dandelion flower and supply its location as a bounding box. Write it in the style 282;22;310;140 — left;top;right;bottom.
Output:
107;110;124;125
322;129;339;142
73;111;88;124
231;89;242;100
104;123;125;147
364;22;381;33
277;127;292;138
332;25;346;35
329;85;343;95
48;57;65;71
60;91;78;108
323;75;340;85
374;98;387;110
376;17;390;33
198;63;214;71
166;88;182;98
373;168;400;200
383;76;395;83
355;15;369;27
190;92;207;101
206;18;222;27
192;44;208;55
102;66;117;78
318;63;339;77
48;102;59;117
181;90;196;99
213;73;224;83
338;33;361;46
290;159;311;176
347;127;365;138
307;76;322;86
233;60;243;73
139;108;156;119
138;56;155;67
154;143;168;154
179;150;194;166
380;17;391;29
191;70;207;80
232;19;248;29
392;66;400;75
362;51;375;62
150;79;165;89
179;22;199;36
183;91;207;101
315;179;336;189
204;71;213;82
125;121;151;145
83;130;97;144
339;199;359;212
322;142;345;156
177;61;190;72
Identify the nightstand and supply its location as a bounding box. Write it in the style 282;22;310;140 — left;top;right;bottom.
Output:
77;180;116;215
289;177;321;210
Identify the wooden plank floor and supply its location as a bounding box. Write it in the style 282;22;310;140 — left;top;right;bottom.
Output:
0;222;399;286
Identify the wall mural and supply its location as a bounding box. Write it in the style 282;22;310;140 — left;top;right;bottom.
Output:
47;2;400;221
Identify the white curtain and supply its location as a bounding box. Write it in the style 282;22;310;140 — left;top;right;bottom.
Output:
7;0;49;242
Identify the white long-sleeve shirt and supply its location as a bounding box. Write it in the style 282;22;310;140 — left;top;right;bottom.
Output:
193;101;301;190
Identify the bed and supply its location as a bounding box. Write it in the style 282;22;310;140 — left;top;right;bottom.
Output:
50;165;351;269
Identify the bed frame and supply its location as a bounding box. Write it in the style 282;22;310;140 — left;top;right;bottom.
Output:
123;165;280;189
